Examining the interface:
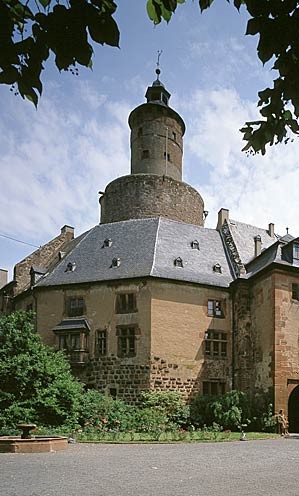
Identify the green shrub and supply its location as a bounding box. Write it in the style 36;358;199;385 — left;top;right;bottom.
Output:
141;391;190;427
190;390;250;430
78;389;134;431
0;311;83;433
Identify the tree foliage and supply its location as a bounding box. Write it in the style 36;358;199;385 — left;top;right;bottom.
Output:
0;311;83;432
1;0;299;153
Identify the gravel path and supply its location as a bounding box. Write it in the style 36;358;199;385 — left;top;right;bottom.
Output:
1;437;299;496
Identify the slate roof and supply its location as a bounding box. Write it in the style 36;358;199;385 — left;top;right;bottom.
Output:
36;217;233;289
52;318;91;333
227;219;279;265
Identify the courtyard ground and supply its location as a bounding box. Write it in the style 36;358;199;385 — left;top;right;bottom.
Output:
1;436;299;496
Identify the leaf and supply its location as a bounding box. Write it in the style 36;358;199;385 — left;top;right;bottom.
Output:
0;66;19;84
283;110;292;120
147;0;160;24
38;0;51;8
246;18;261;36
199;0;214;13
24;91;38;107
88;11;120;47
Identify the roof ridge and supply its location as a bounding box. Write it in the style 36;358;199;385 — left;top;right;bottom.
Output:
230;218;273;234
35;226;96;285
150;218;161;276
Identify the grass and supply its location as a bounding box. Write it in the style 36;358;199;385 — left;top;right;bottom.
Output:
31;426;280;444
74;430;280;443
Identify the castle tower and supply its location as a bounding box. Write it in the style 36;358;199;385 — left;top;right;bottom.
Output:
129;69;185;180
100;69;205;226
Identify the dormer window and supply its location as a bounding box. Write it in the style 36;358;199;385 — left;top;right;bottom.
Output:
213;263;222;273
174;257;183;268
65;262;76;272
138;127;143;137
293;244;299;260
59;251;65;260
191;240;199;250
103;238;112;248
111;257;121;268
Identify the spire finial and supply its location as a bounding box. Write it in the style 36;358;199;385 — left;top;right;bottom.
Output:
286;227;289;234
156;50;163;80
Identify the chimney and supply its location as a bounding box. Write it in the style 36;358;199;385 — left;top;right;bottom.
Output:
0;269;8;289
61;225;74;238
217;208;229;230
268;223;275;237
254;235;262;257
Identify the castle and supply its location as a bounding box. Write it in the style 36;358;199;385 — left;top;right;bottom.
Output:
1;70;299;431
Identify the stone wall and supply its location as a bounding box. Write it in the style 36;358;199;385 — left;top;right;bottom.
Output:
100;175;204;226
273;270;299;413
13;226;74;296
232;275;274;408
129;104;184;181
84;356;150;404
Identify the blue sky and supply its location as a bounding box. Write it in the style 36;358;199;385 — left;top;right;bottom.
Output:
1;0;298;281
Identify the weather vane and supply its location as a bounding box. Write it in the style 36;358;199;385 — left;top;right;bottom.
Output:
156;50;163;79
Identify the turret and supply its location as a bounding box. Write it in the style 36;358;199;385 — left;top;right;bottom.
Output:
128;69;185;181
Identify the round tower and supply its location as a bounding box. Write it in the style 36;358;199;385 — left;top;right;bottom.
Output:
100;70;205;226
128;70;185;181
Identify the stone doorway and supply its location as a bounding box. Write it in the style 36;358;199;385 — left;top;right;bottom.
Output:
288;385;299;432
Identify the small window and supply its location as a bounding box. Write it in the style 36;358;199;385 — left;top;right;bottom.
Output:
213;263;222;273
95;329;107;356
205;331;227;358
115;293;137;313
138;127;143;137
103;238;112;248
59;334;68;351
202;381;225;396
174;257;183;268
117;326;136;357
142;149;149;159
161;93;168;105
207;299;224;318
292;283;299;301
111;257;120;268
163;151;170;161
66;296;85;317
26;303;33;311
293;244;299;260
172;131;176;141
65;261;76;272
70;333;80;350
191;240;199;250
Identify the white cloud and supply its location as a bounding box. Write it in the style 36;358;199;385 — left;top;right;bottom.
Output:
0;84;130;244
179;87;299;235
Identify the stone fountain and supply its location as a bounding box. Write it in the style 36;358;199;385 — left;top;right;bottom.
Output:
0;423;68;453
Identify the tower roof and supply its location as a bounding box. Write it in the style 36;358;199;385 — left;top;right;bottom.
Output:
145;67;171;106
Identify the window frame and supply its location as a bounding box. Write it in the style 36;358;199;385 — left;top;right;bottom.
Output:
115;293;137;314
292;283;299;301
95;329;107;357
66;296;85;317
202;381;225;396
116;326;137;358
204;331;227;358
207;299;225;318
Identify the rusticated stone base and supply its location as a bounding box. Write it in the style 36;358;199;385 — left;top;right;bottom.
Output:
85;355;150;404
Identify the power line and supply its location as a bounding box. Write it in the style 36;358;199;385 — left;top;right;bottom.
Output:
0;232;40;249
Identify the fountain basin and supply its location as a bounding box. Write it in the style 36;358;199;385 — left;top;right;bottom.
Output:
0;436;68;453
